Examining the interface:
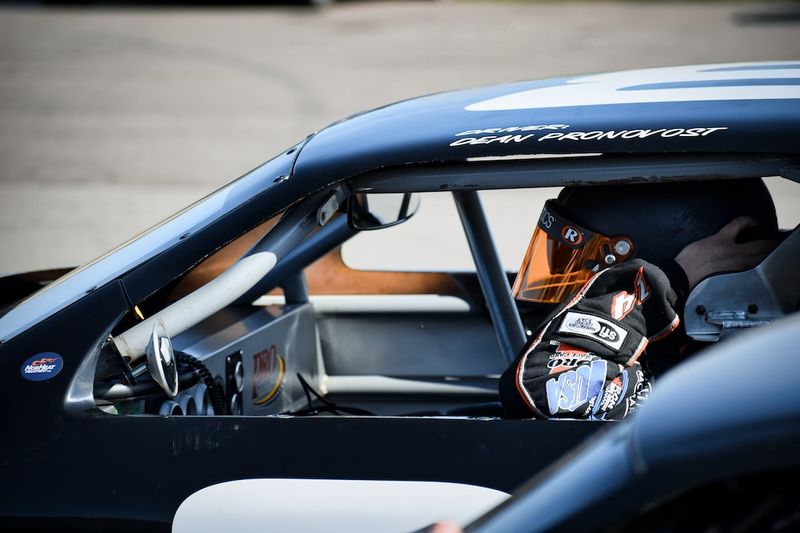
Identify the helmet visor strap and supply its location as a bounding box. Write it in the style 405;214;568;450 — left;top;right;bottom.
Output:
512;200;633;304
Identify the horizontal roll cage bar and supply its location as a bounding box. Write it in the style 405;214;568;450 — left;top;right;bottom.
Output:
348;153;800;193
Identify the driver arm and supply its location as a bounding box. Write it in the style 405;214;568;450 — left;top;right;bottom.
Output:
499;259;679;420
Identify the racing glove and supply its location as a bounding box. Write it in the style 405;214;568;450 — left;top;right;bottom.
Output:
500;259;680;420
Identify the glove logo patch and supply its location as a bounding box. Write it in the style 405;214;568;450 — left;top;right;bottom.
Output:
610;266;651;319
599;376;625;412
611;292;637;320
634;267;651;302
558;311;628;351
545;359;608;415
547;342;595;374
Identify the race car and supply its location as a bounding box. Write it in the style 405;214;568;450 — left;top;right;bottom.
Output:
0;61;798;531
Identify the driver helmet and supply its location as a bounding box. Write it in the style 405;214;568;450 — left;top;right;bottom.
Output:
512;178;778;304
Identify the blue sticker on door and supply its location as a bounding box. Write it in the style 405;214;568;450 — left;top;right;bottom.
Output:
21;353;64;381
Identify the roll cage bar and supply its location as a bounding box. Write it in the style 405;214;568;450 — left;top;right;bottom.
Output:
348;153;799;193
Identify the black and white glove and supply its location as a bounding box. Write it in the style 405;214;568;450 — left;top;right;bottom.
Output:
500;259;680;420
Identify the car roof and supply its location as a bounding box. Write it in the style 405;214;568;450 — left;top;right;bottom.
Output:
295;61;800;185
2;61;798;343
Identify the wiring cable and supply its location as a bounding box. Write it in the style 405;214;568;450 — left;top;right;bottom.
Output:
175;352;226;415
288;373;375;416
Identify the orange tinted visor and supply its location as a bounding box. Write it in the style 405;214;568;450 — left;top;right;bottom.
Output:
512;200;633;304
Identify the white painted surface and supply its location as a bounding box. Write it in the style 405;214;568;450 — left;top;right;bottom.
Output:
253;294;471;313
467;62;800;111
325;375;497;396
172;478;509;533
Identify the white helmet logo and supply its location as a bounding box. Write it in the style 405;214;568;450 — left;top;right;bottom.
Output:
562;226;583;245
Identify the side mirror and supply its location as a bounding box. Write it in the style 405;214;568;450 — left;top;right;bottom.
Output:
347;193;420;231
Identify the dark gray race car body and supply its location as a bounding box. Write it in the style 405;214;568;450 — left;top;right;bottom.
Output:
0;61;798;531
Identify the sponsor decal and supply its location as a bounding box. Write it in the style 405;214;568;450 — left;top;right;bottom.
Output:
450;134;535;147
610;267;651;320
252;345;285;406
558;311;628;351
599;376;625;412
537;204;593;247
448;127;728;147
561;225;583;246
539;208;555;229
634;267;650;303
611;291;637;320
546;359;608;416
547;343;595;374
623;369;651;418
535;127;727;142
20;352;64;381
455;124;570;136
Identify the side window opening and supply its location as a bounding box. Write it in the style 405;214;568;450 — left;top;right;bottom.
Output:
340;178;798;276
341;188;562;273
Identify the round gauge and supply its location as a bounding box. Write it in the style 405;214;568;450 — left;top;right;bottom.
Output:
159;400;183;416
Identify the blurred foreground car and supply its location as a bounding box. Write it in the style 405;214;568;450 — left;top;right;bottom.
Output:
173;313;800;532
0;61;798;531
463;313;800;533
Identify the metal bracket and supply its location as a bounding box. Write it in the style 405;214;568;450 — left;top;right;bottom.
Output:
317;187;347;226
685;225;800;342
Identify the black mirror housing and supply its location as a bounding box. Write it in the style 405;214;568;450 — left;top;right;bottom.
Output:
347;193;420;230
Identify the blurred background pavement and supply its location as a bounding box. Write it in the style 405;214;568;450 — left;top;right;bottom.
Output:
0;1;799;273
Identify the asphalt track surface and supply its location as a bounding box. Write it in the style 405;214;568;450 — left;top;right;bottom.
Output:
1;2;799;273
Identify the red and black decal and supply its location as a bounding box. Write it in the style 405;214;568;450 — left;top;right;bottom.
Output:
561;225;584;245
610;291;637;320
634;266;651;303
536;200;593;249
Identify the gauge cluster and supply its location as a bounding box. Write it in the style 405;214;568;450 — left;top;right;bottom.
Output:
96;303;320;417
